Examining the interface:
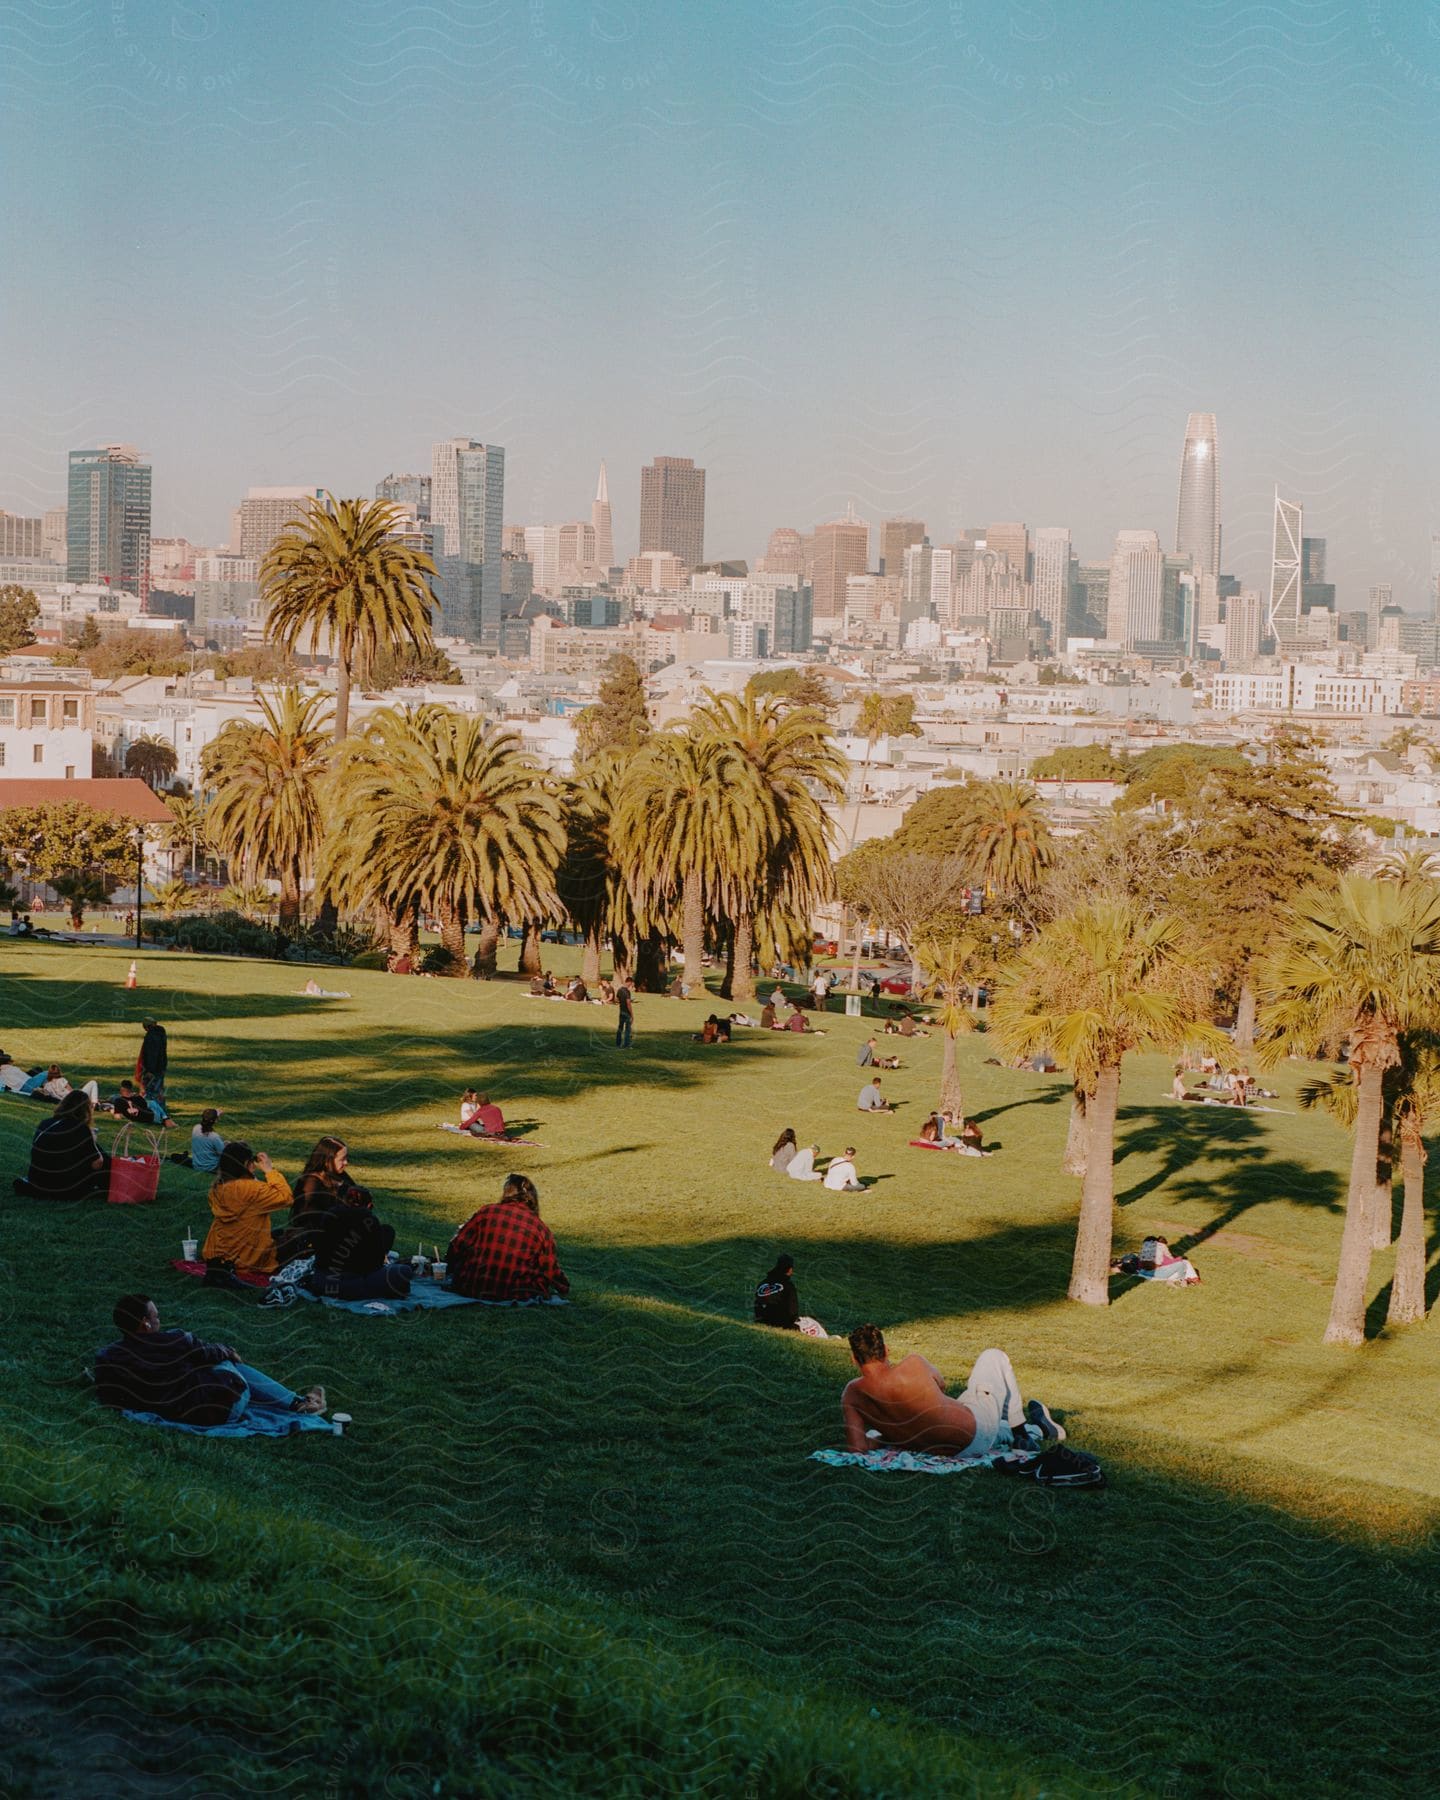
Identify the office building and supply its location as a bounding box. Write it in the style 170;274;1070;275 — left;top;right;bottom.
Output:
67;445;152;605
879;518;925;578
900;541;933;629
42;509;67;564
431;438;504;643
770;583;813;655
1108;530;1164;649
638;456;705;571
0;512;43;558
374;473;431;520
1301;536;1326;584
1175;412;1221;579
625;550;687;591
810;509;869;623
929;546;955;619
238;486;326;562
759;526;806;577
194;555;262;634
1266;491;1304;637
1224;589;1264;665
1367;584;1392;649
1032;527;1071;652
558;521;598;581
591;462;614;573
986;521;1030;581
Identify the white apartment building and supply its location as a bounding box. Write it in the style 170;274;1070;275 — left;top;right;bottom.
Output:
0;675;95;779
1208;664;1405;717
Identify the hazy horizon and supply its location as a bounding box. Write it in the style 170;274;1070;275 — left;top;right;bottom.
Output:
3;1;1436;604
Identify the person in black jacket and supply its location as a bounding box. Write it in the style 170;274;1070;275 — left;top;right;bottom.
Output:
753;1254;801;1330
13;1091;109;1198
95;1294;327;1426
138;1019;168;1110
283;1137;410;1300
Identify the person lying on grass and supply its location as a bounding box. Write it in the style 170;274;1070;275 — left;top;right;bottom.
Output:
13;1090;110;1200
841;1324;1064;1457
459;1089;508;1138
203;1141;292;1277
445;1172;570;1303
95;1294;327;1427
857;1078;892;1113
105;1079;157;1125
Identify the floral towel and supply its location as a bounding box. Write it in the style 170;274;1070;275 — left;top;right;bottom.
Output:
809;1445;1017;1475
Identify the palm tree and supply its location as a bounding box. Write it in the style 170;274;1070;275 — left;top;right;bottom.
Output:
1299;1039;1440;1329
992;901;1222;1305
689;689;846;1002
325;705;563;976
163;793;207;878
1259;875;1440;1345
221;882;275;918
915;934;986;1115
125;734;178;791
203;689;333;928
261;497;437;742
956;780;1055;903
612;731;726;983
1376;844;1440;885
558;754;643;987
845;691;918;991
152;877;199;915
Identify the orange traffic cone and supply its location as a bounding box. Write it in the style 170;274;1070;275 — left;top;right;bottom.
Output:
125;960;138;990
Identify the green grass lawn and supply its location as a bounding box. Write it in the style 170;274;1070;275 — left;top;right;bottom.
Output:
1;940;1436;1797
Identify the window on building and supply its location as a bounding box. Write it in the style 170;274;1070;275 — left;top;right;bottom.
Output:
0;743;5;766
32;743;44;764
0;698;12;722
64;765;75;779
63;699;78;721
30;699;46;725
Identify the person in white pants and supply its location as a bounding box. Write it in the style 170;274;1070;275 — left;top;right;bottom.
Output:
841;1324;1065;1456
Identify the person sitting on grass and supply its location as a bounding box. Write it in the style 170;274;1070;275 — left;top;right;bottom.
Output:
693;1016;721;1045
13;1090;110;1199
1170;1065;1190;1102
565;976;589;1003
168;1107;225;1172
95;1294;327;1427
203;1141;292;1277
459;1089;507;1138
288;1149;410;1302
786;1004;826;1035
598;977;616;1004
897;1013;928;1039
760;1001;780;1030
770;1127;798;1173
822;1146;863;1191
752;1252;826;1336
941;1111;991;1157
857;1037;900;1071
785;1143;823;1182
446;1173;570;1303
840;1324;1064;1457
857;1077;892;1113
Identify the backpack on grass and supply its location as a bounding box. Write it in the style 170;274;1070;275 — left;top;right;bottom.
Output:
995;1446;1107;1490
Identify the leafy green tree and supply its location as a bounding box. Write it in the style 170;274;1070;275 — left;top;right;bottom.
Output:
163;793;208;875
891;784;976;853
73;614;102;650
365;641;463;690
0;801;138;927
1116;743;1246;813
575;655;651;762
1376;844;1440;885
151;878;199;915
835;843;970;988
124;734;178;791
993;901;1222;1305
1260;875;1440;1344
203;689;333;927
0;585;40;654
262;497;438;742
1382;724;1430;757
915;933;986;1115
1029;744;1128;781
745;666;836;714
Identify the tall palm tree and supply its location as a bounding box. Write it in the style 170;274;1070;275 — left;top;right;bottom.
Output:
992;901;1223;1305
326;705;563;976
262;498;437;742
915;934;985;1115
612;731;726;983
689;689;846;1002
125;734;178;791
163;793;207;878
1298;1038;1440;1329
1259;875;1440;1345
956;780;1055;903
203;689;333;927
559;754;644;986
1376;844;1440;885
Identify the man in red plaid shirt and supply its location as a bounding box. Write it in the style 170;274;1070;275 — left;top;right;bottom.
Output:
446;1174;570;1302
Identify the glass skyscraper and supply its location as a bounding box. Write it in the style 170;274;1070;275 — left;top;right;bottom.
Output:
429;437;504;645
1174;413;1220;580
67;444;152;604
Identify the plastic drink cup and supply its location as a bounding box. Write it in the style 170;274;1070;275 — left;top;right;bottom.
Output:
181;1237;198;1261
331;1413;351;1436
432;1261;447;1282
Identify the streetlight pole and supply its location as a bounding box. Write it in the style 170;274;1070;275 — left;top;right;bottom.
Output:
134;828;144;952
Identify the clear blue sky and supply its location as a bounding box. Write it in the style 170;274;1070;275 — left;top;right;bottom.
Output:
2;0;1436;603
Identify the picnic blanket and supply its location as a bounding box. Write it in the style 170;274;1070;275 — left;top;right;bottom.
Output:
291;1282;568;1316
1133;1260;1200;1284
908;1139;983;1156
810;1444;1023;1474
437;1123;545;1147
118;1406;339;1439
172;1258;270;1289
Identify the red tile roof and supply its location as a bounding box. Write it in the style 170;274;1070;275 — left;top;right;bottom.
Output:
0;779;173;823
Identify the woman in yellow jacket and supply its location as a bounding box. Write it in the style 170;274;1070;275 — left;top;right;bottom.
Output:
203;1140;293;1275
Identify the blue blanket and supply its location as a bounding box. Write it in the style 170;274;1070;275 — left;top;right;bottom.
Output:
120;1406;339;1439
294;1283;569;1317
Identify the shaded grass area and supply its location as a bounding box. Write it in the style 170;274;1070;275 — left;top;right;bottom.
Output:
1;941;1438;1796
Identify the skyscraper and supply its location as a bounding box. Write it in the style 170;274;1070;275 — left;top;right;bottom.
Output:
879;518;925;578
900;541;932;629
809;508;870;624
986;522;1030;581
1175;412;1221;579
591;462;614;573
430;438;505;643
67;445;152;604
759;526;806;576
638;455;705;570
42;508;67;564
374;473;431;520
1266;491;1303;637
0;512;43;557
239;486;327;561
1224;590;1263;665
1032;527;1071;652
1367;584;1393;649
1108;530;1164;649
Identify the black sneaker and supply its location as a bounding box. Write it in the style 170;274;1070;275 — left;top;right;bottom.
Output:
202;1265;251;1292
1025;1398;1066;1443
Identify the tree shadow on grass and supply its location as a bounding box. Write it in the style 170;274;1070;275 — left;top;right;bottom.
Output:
1112;1103;1272;1209
968;1085;1070;1127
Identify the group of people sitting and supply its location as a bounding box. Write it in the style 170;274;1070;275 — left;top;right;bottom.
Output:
916;1110;991;1155
1110;1234;1201;1285
856;1037;901;1071
759;998;827;1034
1171;1060;1275;1106
769;1128;865;1190
529;971;616;1004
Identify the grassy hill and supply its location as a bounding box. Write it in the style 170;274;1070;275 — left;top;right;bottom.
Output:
0;940;1436;1796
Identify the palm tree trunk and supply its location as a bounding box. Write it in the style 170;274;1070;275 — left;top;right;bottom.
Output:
1324;1057;1385;1346
729;910;757;1003
1063;1083;1089;1178
1068;1062;1119;1305
437;898;468;975
1387;1123;1428;1326
389;899;419;961
939;1032;963;1116
681;869;705;986
1233;980;1257;1055
471;916;499;978
1369;1115;1394;1249
582;929;602;987
334;655;351;742
278;864;300;930
635;931;667;992
611;933;633;987
519;922;543;978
